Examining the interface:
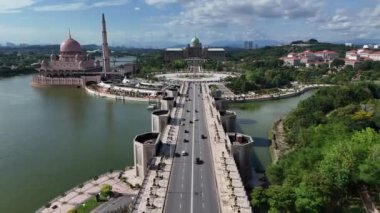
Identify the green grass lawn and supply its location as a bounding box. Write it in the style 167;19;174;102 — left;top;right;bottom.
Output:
70;196;105;213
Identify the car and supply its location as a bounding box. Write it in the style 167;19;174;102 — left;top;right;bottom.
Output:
194;118;199;121
184;139;189;143
182;118;186;121
201;134;207;139
187;110;190;113
189;120;193;124
195;157;201;164
181;151;188;156
195;109;198;113
185;130;189;133
174;153;180;157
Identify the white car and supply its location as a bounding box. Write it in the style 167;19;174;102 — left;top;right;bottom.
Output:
181;151;188;156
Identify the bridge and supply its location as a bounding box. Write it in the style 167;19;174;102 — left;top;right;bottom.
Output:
131;73;253;213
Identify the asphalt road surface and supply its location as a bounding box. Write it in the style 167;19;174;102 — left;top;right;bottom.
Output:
164;82;219;213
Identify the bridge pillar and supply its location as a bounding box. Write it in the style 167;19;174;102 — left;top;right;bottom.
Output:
160;97;175;111
151;110;169;133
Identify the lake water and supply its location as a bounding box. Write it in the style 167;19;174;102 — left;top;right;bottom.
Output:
0;75;314;212
229;91;316;171
0;75;149;212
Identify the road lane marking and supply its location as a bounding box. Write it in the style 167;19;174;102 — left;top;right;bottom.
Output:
191;82;196;213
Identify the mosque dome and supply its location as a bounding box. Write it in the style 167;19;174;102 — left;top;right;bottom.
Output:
190;36;200;46
60;36;81;53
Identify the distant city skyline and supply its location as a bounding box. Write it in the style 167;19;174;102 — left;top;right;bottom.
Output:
0;0;379;48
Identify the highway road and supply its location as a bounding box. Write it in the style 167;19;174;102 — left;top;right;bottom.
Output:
164;82;219;213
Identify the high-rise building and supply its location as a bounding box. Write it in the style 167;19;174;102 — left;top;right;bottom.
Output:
244;41;253;49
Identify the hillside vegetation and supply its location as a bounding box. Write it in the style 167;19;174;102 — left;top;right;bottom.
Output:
251;83;380;212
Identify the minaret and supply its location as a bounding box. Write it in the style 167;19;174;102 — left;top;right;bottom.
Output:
102;13;111;75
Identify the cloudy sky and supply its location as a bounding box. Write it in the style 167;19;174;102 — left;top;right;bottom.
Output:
0;0;379;47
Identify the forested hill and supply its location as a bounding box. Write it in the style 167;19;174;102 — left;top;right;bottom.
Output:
227;41;353;61
251;83;380;212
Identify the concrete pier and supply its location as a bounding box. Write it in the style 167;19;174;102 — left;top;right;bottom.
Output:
133;132;161;177
151;110;170;133
220;110;237;132
160;97;175;111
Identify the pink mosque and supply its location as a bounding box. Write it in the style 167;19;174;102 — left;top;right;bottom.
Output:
31;14;111;87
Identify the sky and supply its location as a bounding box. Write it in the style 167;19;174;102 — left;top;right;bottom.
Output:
0;0;379;47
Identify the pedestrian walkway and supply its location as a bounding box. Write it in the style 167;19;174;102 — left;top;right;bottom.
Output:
37;171;138;213
202;84;251;213
132;83;187;213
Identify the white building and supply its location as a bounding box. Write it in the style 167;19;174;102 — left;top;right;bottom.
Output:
281;50;338;67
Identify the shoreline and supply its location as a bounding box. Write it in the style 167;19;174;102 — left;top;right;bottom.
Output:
225;84;331;103
269;119;290;163
84;85;158;103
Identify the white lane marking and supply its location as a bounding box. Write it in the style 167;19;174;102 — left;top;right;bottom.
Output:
191;83;196;213
202;202;205;208
180;194;183;198
180;203;182;209
182;183;184;189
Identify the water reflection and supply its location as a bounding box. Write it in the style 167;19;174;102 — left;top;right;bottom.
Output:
228;90;316;171
0;76;150;213
34;87;89;129
237;118;257;125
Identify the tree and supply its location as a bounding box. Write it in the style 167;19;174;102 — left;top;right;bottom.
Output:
267;165;284;185
359;144;380;186
308;39;319;44
266;185;296;212
250;186;267;207
331;58;345;68
100;184;113;197
172;60;186;70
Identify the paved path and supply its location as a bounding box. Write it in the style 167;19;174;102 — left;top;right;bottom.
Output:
202;83;252;213
91;195;135;213
38;171;138;213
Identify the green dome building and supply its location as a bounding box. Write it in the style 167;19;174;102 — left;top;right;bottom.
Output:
190;36;201;47
164;37;225;62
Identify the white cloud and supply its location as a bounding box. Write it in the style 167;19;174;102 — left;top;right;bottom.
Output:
310;6;380;39
134;7;140;11
93;0;129;8
34;2;86;12
165;0;325;29
34;0;129;12
145;0;178;6
0;0;35;13
318;10;353;31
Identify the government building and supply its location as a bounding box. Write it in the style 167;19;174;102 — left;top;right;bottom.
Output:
164;37;226;62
